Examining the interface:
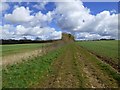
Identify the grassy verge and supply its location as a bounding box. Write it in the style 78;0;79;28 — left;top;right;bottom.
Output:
2;46;65;88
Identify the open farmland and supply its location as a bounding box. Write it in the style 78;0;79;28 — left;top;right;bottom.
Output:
2;45;64;88
1;43;51;66
2;39;120;88
77;40;119;71
1;1;119;89
1;43;48;56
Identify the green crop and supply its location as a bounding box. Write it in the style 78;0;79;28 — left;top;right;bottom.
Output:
76;40;119;64
1;43;50;56
2;46;65;88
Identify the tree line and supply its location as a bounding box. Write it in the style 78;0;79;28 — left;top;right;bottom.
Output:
0;39;61;45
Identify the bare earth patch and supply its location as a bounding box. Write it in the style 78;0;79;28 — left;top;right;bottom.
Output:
32;45;80;88
31;44;119;88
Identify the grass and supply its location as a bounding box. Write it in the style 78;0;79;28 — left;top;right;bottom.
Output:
2;45;65;88
76;44;120;87
76;40;118;64
2;43;120;88
69;44;87;88
1;43;49;56
97;62;120;83
91;53;120;86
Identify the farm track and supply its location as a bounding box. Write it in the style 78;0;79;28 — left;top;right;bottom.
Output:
34;45;80;88
33;43;119;88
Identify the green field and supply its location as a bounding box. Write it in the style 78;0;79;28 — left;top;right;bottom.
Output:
2;42;120;88
2;45;65;88
1;43;49;56
77;40;119;65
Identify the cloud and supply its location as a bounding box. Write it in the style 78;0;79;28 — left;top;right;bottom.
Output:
33;2;48;10
0;24;15;39
2;1;118;40
55;0;92;32
110;9;117;14
25;11;54;27
3;4;59;40
5;7;34;23
54;0;118;40
4;5;54;26
15;25;61;40
1;24;61;40
94;11;118;37
0;2;9;12
75;32;112;40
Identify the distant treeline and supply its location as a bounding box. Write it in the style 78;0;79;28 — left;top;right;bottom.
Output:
76;38;116;42
1;39;61;45
0;38;116;44
99;38;115;40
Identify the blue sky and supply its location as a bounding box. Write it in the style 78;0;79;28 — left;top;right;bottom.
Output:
1;1;119;40
4;2;118;15
83;2;118;15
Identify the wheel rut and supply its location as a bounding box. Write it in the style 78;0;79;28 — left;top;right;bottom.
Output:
32;44;119;88
33;45;81;88
75;45;118;88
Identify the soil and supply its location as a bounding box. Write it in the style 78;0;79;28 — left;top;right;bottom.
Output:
32;44;118;88
81;47;119;72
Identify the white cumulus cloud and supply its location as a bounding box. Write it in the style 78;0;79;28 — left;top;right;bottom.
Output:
0;24;15;39
1;24;61;40
25;11;54;27
15;25;61;40
2;1;118;40
5;7;34;23
54;0;118;40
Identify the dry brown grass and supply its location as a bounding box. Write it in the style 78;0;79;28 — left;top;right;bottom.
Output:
2;49;43;67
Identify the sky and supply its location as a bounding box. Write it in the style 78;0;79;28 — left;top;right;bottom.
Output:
0;0;119;40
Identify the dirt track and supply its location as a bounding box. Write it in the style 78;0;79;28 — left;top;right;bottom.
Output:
32;44;118;88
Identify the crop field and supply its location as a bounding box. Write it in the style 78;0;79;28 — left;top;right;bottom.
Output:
77;40;118;62
1;0;119;89
77;40;119;70
1;43;48;56
2;41;120;88
1;43;51;67
2;45;64;88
